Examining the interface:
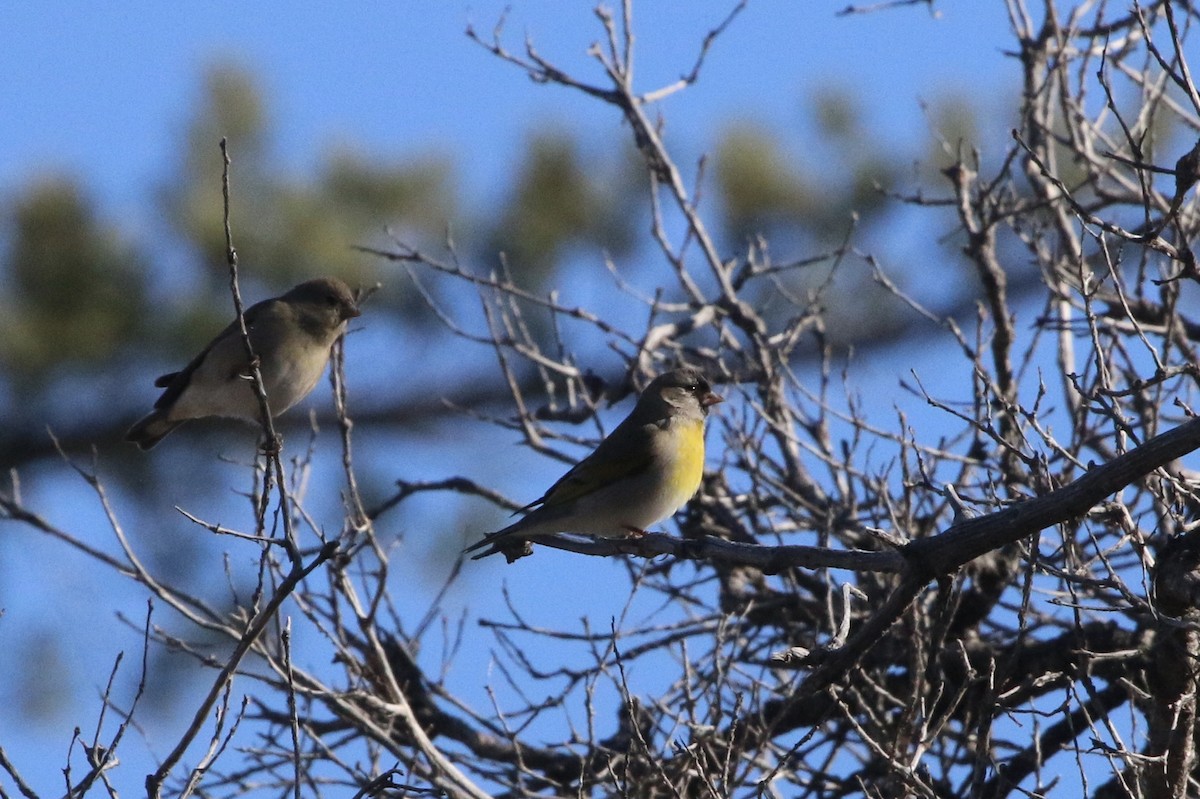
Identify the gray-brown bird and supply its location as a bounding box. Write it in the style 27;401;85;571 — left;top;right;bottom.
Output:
126;277;360;450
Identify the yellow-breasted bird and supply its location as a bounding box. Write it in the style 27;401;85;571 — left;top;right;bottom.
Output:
465;367;722;561
126;277;360;450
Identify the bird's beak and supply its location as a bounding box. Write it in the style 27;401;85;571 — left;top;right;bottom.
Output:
701;392;724;408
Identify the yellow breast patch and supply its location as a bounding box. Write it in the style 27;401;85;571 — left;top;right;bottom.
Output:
666;417;707;503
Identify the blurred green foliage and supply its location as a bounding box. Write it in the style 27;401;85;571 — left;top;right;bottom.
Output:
0;61;983;457
1;179;147;385
716;123;817;245
486;129;638;286
160;65;459;294
716;88;900;250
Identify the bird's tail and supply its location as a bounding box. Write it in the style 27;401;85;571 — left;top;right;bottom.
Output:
125;411;182;451
463;518;537;562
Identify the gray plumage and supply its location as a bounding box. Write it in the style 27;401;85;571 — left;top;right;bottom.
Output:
126;277;360;450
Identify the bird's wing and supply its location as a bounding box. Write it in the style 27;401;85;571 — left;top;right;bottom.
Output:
464;420;659;561
151;299;271;410
525;419;656;511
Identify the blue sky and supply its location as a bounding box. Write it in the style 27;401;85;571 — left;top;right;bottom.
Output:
0;2;1014;217
0;2;1029;794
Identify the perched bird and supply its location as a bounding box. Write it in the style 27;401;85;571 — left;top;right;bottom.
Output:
126;277;360;450
465;367;723;561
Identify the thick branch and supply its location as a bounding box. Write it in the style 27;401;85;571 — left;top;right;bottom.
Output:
521;530;904;573
909;415;1200;575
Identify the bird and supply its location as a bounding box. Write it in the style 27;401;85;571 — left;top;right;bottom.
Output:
464;367;723;562
126;276;361;450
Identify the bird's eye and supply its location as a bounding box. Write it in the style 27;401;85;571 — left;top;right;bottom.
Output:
686;383;699;392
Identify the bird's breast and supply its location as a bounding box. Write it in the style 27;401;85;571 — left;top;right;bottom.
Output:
663;417;706;505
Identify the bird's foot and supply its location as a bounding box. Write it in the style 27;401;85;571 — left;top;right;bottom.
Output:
622;525;649;538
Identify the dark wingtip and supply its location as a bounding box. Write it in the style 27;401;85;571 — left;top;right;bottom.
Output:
153;371;180;389
125;414;178;451
125;429;161;451
463;533;534;563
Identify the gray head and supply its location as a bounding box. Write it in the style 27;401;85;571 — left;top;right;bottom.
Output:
637;367;723;422
283;277;361;328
